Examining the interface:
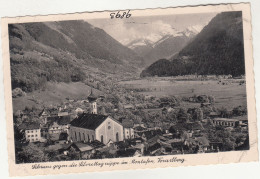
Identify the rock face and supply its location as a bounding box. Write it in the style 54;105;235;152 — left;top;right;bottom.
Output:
141;11;245;77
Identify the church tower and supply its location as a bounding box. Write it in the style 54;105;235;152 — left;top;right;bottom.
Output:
88;88;97;114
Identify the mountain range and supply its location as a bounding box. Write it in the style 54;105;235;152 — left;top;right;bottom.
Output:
127;26;202;66
141;11;245;77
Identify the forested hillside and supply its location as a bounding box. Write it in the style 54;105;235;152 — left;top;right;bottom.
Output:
141;11;245;77
9;21;144;92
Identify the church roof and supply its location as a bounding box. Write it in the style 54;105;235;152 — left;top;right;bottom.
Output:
70;113;108;130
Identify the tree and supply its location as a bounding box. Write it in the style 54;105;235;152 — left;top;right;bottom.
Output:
210;128;236;151
67;147;80;160
232;106;247;116
16;143;49;163
208;95;215;104
218;107;229;118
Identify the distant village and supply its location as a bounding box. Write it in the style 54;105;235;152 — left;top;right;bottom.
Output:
13;82;249;163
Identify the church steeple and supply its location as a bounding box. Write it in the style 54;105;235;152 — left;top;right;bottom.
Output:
88;88;97;114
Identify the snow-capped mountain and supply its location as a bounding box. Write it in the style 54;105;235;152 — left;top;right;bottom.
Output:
127;25;203;66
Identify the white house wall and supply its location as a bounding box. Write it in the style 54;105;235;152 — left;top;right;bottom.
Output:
25;129;41;142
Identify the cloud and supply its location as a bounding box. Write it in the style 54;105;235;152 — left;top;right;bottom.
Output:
87;13;216;45
101;20;180;45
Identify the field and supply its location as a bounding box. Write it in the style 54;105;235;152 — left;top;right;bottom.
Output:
119;78;247;109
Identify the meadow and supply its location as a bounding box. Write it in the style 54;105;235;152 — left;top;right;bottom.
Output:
12;82;102;111
119;78;247;109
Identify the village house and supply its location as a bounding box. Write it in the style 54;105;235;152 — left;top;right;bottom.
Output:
212;118;242;127
64;141;104;159
39;108;50;123
18;122;41;143
121;119;135;139
69;90;124;145
46;115;71;134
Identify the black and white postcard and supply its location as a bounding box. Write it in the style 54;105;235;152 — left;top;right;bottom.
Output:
1;3;258;177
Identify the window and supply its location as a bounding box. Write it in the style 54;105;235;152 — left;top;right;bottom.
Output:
75;132;77;141
35;135;37;137
83;133;85;141
27;131;30;133
32;139;34;142
88;134;90;142
79;132;81;141
31;135;34;137
31;130;33;133
108;126;111;130
116;132;119;142
28;135;30;137
92;135;94;141
101;135;104;143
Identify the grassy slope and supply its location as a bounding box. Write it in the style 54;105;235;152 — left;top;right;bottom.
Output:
12;82;103;111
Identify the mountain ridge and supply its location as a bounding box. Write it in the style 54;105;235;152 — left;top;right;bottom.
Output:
141;11;245;77
127;26;201;66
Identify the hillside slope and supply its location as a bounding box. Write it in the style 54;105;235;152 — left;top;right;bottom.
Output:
141;11;245;77
9;20;144;92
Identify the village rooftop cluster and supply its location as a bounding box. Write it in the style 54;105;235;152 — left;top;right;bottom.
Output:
13;79;249;163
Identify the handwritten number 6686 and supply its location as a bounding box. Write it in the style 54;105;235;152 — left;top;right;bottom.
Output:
110;10;131;19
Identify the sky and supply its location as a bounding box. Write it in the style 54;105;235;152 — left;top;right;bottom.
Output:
87;12;218;45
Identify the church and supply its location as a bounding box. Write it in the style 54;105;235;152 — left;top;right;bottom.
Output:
69;90;124;144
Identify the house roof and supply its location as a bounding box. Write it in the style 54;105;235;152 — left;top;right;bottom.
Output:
39;108;49;117
122;119;134;128
89;140;105;148
134;126;147;131
73;142;94;152
123;104;134;109
142;130;163;140
70;113;108;130
18;122;40;130
47;115;71;126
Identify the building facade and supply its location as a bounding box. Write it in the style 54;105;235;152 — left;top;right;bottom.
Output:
70;114;124;144
212;118;242;127
18;122;41;142
69;90;124;144
25;128;41;142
